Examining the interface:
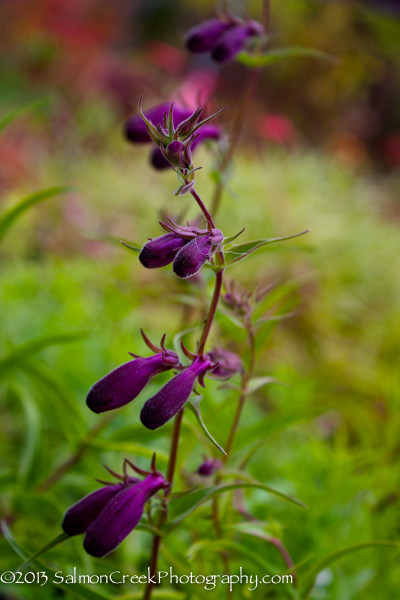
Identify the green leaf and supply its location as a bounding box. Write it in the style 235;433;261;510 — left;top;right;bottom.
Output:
166;483;306;534
222;228;245;246
220;472;307;508
16;389;42;485
222;230;310;267
121;240;141;253
0;331;88;378
0;186;72;244
245;376;283;394
16;532;70;571
186;394;227;455
236;47;335;68
301;542;400;599
0;98;49;133
0;522;111;600
187;539;277;574
117;592;185;600
160;545;210;600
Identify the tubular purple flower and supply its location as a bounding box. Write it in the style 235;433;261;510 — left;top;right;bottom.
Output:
86;331;180;414
211;24;256;63
124;103;192;143
62;483;125;537
62;458;168;558
185;18;233;52
140;355;214;430
139;232;188;268
208;347;244;380
173;228;224;279
84;470;167;557
139;220;205;269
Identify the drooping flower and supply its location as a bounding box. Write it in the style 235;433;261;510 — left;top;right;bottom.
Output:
173;227;224;279
124;102;221;171
86;330;180;414
139;219;224;279
211;21;264;64
197;457;222;477
185;15;264;64
208;347;244;380
140;344;217;430
185;19;233;52
62;457;168;558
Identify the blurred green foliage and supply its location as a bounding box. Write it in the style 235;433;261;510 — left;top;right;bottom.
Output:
1;1;400;599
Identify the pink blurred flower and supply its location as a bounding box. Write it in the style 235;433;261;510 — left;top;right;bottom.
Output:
258;114;296;144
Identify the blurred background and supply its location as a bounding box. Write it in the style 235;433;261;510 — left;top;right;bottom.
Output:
1;1;400;599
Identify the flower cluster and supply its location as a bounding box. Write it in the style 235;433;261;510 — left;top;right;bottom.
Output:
125;99;225;195
139;218;224;279
86;329;220;430
125;102;221;171
185;14;264;63
62;458;168;557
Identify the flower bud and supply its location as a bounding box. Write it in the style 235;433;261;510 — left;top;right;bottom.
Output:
141;356;213;430
185;19;233;53
139;232;188;269
124;103;192;143
208;347;244;380
164;140;192;169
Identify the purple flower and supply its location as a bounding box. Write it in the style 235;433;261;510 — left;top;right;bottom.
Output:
211;24;259;63
139;219;224;278
197;457;222;477
86;330;180;414
139;220;204;270
173;228;224;279
208;347;244;379
185;19;233;52
141;349;216;430
124;102;221;170
186;16;264;64
62;458;168;558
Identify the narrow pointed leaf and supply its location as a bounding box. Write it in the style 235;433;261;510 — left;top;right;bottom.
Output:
165;483;306;533
301;542;400;599
186;395;226;455
245;376;283;394
222;230;310;267
16;533;70;571
17;390;41;485
222;227;245;246
121;241;141;253
237;47;335;68
135;524;164;537
0;186;72;244
0;331;88;379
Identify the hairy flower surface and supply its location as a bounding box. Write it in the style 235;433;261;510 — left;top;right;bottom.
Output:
124;102;221;171
141;354;215;430
86;331;180;413
62;459;168;558
186;15;264;64
173;228;223;279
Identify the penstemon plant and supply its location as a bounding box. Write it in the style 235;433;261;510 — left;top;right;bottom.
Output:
5;3;346;600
